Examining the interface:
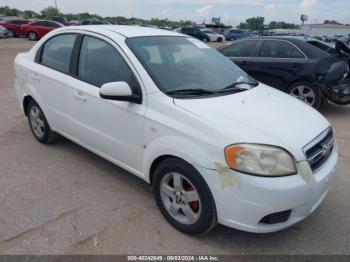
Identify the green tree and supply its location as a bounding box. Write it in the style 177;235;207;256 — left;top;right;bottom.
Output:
40;6;59;18
323;20;341;25
268;21;299;29
22;10;39;19
238;16;265;31
0;6;21;16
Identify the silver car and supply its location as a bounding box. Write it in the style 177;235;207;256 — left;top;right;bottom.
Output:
0;25;8;38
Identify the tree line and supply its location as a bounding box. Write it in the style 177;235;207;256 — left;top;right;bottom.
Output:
0;6;192;28
3;5;340;30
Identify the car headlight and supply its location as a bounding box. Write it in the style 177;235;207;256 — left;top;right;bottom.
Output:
225;144;297;177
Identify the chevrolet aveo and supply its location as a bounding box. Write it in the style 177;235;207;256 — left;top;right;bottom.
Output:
14;26;338;235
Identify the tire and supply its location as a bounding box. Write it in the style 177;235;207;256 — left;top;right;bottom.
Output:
27;100;60;144
287;81;322;109
7;29;15;37
217;37;223;43
153;158;217;235
27;31;38;41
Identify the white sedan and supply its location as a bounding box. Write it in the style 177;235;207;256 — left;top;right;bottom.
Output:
14;25;337;234
201;29;225;42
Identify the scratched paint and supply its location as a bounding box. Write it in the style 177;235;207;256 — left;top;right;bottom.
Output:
214;161;240;189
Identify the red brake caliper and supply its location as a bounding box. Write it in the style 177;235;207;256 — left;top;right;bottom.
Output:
187;187;199;212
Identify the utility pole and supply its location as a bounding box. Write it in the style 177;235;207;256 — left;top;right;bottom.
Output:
55;0;58;10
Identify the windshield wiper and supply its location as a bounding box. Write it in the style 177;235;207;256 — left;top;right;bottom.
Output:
218;81;259;93
166;89;215;96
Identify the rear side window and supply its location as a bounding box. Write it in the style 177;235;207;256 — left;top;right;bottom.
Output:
31;21;47;27
11;20;27;25
78;36;138;89
258;40;305;59
41;34;76;73
220;40;258;57
46;21;60;28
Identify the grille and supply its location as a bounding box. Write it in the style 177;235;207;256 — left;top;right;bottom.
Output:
304;128;335;172
260;210;292;224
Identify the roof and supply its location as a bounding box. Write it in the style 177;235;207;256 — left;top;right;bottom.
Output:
234;36;332;59
66;25;182;38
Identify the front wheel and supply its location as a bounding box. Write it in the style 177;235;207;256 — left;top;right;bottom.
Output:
217;37;223;43
153;158;217;235
287;82;322;109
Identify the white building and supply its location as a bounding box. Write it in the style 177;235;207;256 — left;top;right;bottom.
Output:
301;24;350;37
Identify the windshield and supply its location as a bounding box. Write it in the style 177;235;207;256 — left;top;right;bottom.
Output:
126;36;256;98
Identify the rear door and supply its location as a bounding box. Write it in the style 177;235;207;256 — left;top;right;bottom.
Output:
34;33;78;134
9;20;27;35
219;39;260;72
249;40;308;90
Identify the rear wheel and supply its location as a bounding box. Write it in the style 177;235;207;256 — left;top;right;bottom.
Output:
27;31;38;41
217;37;223;42
287;81;322;109
27;100;60;144
153;158;217;235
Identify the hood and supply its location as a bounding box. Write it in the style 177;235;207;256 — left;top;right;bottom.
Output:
173;84;330;160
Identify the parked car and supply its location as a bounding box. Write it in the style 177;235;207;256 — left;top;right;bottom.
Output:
0;18;29;37
180;26;210;42
218;37;350;108
21;20;64;41
46;16;68;25
224;29;254;41
0;25;8;38
15;26;338;235
80;19;109;25
200;29;225;42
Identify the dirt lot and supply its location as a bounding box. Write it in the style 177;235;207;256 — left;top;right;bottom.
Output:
0;38;349;255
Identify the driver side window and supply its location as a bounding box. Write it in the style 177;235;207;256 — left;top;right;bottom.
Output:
78;36;139;90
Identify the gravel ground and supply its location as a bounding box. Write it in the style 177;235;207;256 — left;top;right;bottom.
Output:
0;38;349;255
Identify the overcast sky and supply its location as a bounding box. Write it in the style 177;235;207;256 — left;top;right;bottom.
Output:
1;0;349;25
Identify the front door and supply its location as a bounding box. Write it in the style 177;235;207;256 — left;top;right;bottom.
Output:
68;35;146;172
220;39;260;73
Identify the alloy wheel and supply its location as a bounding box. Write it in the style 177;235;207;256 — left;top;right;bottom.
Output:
29;105;45;139
28;32;37;41
289;85;316;106
160;172;201;225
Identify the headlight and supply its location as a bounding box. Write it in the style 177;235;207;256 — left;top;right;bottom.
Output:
225;144;297;177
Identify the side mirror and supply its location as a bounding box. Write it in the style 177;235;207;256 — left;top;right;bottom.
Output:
99;82;142;104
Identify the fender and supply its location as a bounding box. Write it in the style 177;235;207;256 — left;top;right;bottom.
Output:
143;135;220;183
15;55;54;128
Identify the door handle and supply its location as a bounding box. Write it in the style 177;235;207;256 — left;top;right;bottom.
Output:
241;60;249;65
73;91;87;102
31;73;41;81
290;63;299;68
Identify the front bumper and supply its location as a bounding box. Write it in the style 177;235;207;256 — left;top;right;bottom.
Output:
326;79;350;105
0;31;8;38
197;145;338;233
